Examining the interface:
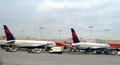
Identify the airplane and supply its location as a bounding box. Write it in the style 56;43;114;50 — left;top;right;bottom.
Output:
3;25;57;53
70;28;110;54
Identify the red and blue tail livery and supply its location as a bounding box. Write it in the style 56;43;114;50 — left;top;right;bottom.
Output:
71;28;80;43
3;25;15;41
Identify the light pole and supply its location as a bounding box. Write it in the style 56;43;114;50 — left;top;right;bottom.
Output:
58;30;62;40
40;27;43;39
22;30;25;39
88;26;94;40
22;31;25;35
105;29;109;43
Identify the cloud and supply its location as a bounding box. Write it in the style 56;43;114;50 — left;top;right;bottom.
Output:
36;0;103;12
1;0;120;39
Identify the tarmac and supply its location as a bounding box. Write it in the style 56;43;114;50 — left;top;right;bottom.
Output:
0;49;120;65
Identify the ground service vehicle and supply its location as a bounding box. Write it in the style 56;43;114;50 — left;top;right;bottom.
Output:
49;46;63;54
117;51;120;55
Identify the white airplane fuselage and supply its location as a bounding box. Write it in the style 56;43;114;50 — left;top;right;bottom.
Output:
6;40;56;48
72;42;110;49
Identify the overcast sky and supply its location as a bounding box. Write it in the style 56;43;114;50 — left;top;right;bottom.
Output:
0;0;120;40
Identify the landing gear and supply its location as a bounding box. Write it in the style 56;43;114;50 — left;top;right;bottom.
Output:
0;45;8;49
91;48;117;55
69;46;80;53
84;48;91;54
5;47;17;52
27;48;42;54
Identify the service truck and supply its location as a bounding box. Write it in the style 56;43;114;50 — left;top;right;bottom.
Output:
117;51;120;55
49;46;64;54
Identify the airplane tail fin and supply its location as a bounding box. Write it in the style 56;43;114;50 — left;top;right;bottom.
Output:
3;25;15;41
71;28;80;43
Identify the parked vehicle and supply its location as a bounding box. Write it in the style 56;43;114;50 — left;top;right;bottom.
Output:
49;46;63;54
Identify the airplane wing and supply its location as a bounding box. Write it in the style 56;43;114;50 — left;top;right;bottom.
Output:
60;42;71;46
